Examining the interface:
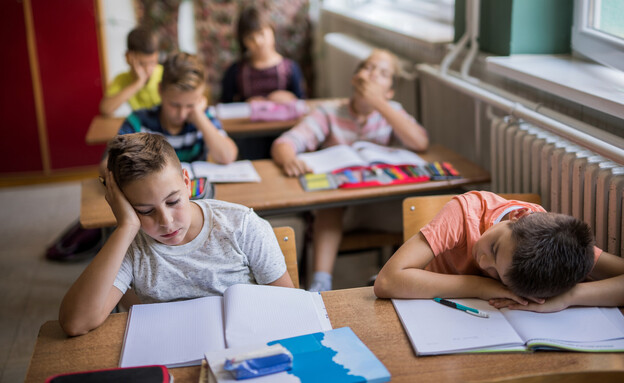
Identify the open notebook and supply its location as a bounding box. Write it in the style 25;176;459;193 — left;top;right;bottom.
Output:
119;284;332;368
181;160;261;183
298;141;426;174
392;298;624;356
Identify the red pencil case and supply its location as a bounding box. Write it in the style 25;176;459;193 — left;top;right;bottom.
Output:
332;164;430;189
45;365;172;383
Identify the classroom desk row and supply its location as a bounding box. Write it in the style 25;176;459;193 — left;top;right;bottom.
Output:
25;287;624;383
85;98;340;144
80;144;491;228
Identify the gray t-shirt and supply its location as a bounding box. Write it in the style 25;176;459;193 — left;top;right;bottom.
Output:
113;199;287;303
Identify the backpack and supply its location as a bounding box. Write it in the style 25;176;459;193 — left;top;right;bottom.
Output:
46;220;104;262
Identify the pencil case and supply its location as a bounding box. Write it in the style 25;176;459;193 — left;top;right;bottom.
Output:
332;162;461;188
45;365;172;383
332;164;430;189
190;177;215;200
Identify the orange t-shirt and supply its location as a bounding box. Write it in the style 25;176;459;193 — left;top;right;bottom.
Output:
420;191;602;276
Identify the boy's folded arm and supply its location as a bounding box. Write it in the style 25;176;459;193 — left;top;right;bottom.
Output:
374;233;527;303
588;250;624;280
59;226;134;336
99;81;143;116
507;275;624;313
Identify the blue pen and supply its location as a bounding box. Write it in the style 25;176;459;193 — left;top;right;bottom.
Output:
433;298;489;318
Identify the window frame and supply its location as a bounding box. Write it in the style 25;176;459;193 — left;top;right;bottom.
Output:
571;0;624;72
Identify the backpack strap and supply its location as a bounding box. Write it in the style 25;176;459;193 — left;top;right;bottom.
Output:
126;113;142;133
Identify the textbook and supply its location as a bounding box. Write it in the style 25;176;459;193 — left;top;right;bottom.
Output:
392;298;624;356
202;327;390;383
181;160;261;183
297;141;427;175
119;284;332;368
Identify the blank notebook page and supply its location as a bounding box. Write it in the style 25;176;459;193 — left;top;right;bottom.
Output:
502;306;624;343
120;296;225;368
223;284;332;348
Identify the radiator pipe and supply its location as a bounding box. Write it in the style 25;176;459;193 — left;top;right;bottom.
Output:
460;0;480;78
440;0;473;75
419;64;624;164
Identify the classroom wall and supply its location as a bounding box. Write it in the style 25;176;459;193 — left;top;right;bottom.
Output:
0;0;106;175
0;1;41;173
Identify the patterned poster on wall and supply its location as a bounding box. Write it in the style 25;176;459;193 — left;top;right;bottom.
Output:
134;0;312;102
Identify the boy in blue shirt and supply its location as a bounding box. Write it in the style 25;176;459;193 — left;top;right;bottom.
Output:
100;52;238;174
61;133;293;336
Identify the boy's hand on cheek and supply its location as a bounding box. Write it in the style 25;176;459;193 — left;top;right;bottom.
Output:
188;96;208;127
128;55;149;85
104;172;140;233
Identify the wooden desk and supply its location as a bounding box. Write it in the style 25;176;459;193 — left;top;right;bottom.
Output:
25;287;624;383
85;99;338;144
80;144;490;228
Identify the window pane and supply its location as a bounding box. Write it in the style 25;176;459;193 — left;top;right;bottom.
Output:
591;0;624;39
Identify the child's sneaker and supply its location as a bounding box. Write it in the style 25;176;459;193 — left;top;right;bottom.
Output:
308;271;332;292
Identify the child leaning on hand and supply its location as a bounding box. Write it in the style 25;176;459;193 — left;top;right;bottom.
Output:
61;133;293;336
100;27;163;116
271;49;429;292
99;52;238;176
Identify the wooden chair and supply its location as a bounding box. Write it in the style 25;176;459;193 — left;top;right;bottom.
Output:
402;193;542;241
273;226;299;288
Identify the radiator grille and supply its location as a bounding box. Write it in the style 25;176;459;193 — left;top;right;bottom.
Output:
491;117;624;256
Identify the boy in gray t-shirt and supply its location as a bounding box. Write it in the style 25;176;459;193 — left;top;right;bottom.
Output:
60;133;293;336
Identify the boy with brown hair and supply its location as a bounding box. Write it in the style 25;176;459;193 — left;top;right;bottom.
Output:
374;191;624;313
100;27;163;116
271;49;429;291
100;52;238;174
61;133;293;336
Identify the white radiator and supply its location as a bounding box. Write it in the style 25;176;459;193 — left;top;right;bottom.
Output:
323;33;418;117
491;117;624;256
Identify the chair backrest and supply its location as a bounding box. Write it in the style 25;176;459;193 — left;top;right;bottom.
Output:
402;193;542;242
273;227;299;288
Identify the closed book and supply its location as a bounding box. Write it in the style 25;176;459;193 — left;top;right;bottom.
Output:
204;327;390;383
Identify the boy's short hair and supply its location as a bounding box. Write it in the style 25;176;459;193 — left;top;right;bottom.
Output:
127;27;159;54
506;212;595;298
161;52;206;91
355;49;400;87
107;133;181;188
236;6;274;59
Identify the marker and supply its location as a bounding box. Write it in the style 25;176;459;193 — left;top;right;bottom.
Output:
433;298;489;318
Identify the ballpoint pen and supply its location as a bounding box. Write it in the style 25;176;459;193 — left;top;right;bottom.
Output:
433;298;489;318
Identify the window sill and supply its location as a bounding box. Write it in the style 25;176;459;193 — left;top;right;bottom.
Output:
486;54;624;120
322;1;453;47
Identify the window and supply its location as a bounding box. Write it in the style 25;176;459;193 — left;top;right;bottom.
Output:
572;0;624;71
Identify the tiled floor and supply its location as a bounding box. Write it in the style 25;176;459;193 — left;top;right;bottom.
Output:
0;182;380;382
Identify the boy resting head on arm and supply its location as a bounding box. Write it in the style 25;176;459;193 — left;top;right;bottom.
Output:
61;133;292;336
375;191;624;312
